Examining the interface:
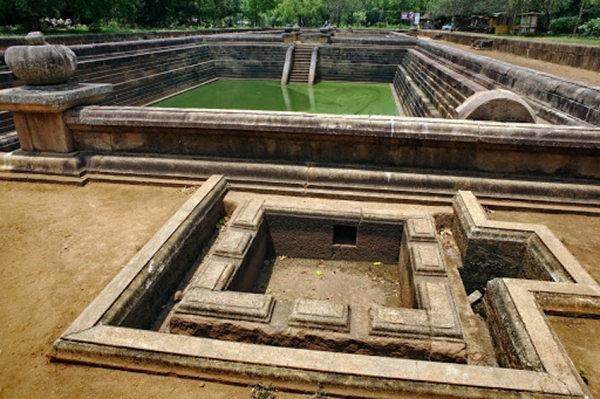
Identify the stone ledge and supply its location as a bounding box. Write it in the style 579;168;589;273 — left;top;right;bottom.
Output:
177;288;275;323
369;307;430;337
289;299;350;332
191;260;235;291
0;83;112;112
214;230;252;258
410;243;447;277
231;198;265;230
405;216;437;242
452;190;599;290
417;280;463;339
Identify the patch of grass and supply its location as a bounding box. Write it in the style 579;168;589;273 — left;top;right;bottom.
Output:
250;383;277;399
494;33;600;47
579;365;591;384
311;381;329;398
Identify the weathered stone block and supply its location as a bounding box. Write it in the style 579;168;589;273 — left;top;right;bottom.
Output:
231;198;265;230
214;230;252;258
177;288;275;323
369;306;429;337
406;215;437;242
192;260;235;291
289;298;350;332
410;243;446;277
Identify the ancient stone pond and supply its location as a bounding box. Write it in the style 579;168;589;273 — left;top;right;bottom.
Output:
0;29;599;398
152;80;400;115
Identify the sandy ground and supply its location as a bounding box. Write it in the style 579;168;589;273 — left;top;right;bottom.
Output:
0;182;307;399
1;181;599;398
421;37;600;88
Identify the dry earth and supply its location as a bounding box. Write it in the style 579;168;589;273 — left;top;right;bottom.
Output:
422;36;600;88
0;182;307;399
2;181;599;398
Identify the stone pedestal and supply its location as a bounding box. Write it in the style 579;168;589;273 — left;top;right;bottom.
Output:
0;83;112;152
282;33;301;43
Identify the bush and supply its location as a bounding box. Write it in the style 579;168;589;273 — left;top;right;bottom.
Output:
549;16;577;34
580;18;600;37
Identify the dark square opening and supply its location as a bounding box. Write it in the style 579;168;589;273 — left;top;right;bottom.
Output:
333;225;358;246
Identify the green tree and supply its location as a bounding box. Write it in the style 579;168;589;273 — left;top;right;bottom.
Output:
322;0;363;26
213;0;242;26
63;0;141;27
275;0;324;26
573;0;600;33
0;0;65;30
244;0;278;26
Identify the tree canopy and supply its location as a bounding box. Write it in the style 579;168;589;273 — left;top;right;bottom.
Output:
0;0;598;33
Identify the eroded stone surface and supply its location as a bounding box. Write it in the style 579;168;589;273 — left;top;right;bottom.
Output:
214;230;252;258
191;260;235;290
411;243;446;276
370;307;429;337
289;298;350;331
177;288;275;323
5;32;77;85
406;216;437;242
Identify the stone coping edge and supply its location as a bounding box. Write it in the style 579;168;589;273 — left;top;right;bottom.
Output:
65;106;600;149
2;152;600;210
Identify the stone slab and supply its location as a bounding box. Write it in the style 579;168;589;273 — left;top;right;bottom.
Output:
214;230;252;258
369;307;430;337
406;216;437;242
231;198;265;230
288;298;349;332
177;288;274;323
192;260;235;291
0;83;113;112
417;280;463;339
410;243;446;276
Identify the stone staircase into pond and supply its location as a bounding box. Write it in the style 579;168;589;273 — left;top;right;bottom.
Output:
288;44;314;84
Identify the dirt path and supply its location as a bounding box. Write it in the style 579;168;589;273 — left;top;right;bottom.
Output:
0;182;305;399
421;37;600;87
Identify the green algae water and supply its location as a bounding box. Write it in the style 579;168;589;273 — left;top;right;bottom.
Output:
153;80;399;116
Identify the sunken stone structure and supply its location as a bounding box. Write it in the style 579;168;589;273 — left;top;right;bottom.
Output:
0;30;599;398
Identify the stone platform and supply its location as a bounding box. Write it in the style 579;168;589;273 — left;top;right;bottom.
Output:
51;175;599;398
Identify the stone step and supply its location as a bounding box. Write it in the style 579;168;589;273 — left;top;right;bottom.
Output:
404;51;478;100
401;60;460;116
77;50;211;84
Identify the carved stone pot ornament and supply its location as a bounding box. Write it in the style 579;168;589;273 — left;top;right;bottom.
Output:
5;31;77;85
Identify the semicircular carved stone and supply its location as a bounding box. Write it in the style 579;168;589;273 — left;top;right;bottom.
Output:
5;31;77;86
455;89;537;124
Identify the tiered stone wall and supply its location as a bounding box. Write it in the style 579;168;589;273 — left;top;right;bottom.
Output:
0;29;271;50
417;40;600;125
1;32;599;153
394;49;486;118
209;44;288;80
317;45;407;82
78;45;215;106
